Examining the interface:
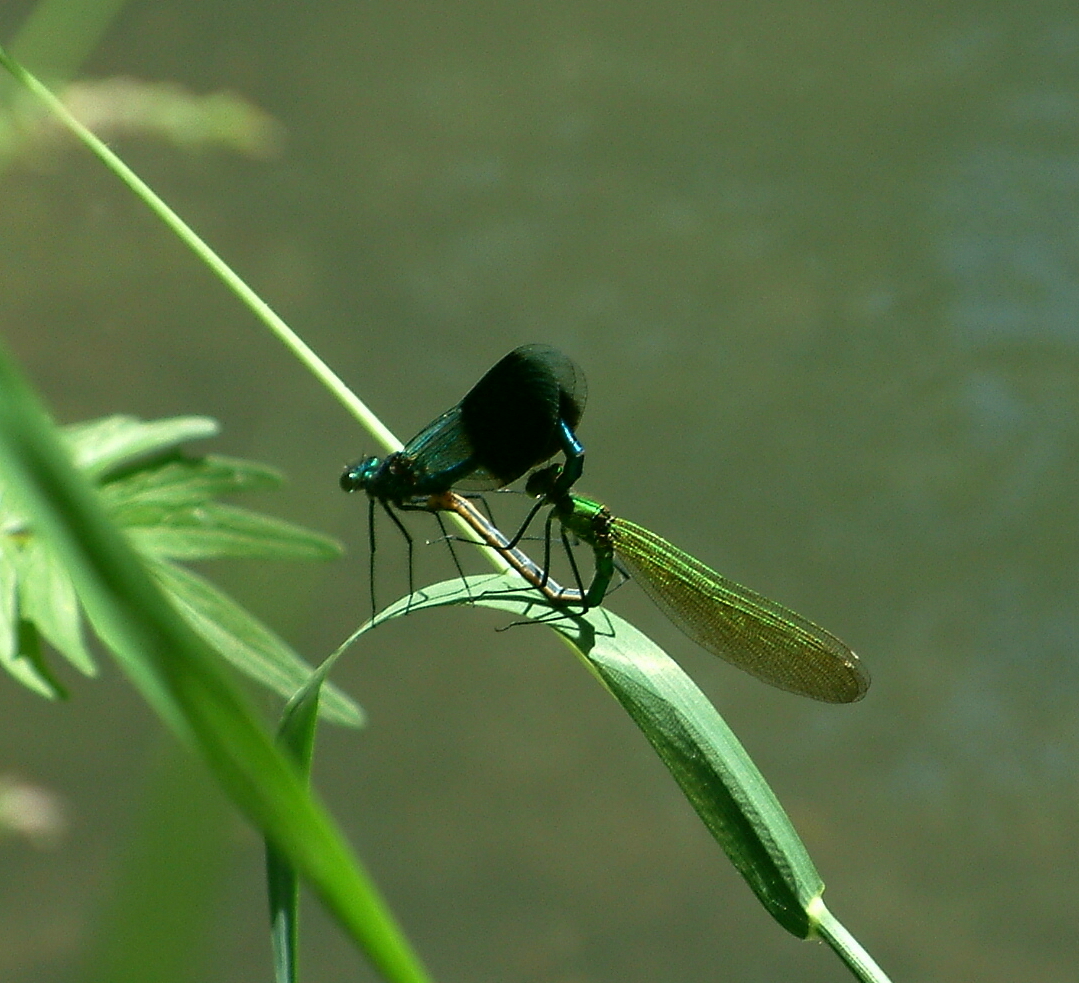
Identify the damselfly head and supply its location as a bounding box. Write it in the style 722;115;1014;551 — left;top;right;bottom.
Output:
340;456;382;493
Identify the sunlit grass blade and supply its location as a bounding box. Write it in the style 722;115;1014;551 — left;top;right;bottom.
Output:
0;342;431;983
812;900;892;982
0;43;391;447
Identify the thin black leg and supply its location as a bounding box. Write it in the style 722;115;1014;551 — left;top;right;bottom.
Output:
560;526;590;611
503;496;547;550
367;497;378;621
380;500;415;612
433;511;472;600
538;508;557;590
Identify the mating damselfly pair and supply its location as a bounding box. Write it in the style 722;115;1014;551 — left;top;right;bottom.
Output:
341;344;869;704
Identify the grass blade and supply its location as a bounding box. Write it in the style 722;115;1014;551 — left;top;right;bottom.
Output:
265;653;332;983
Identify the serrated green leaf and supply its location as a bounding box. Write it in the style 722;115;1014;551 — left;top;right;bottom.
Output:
151;559;362;728
63;415;219;478
99;456;284;523
12;619;68;699
0;534;18;660
5;413;349;716
0;535;63;697
346;573;826;940
16;539;96;676
126;503;343;562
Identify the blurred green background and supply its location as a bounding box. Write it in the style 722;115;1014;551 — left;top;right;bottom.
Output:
3;1;1079;980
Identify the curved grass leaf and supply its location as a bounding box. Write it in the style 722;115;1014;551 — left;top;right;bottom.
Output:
359;574;821;935
332;573;890;980
0;341;430;983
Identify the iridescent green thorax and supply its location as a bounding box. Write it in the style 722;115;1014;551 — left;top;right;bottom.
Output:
550;493;616;608
555;493;610;545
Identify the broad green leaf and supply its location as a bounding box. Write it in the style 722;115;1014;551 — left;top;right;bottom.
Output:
63;414;220;478
352;575;891;979
126;503;342;562
152;559;362;728
351;573;825;937
16;538;96;676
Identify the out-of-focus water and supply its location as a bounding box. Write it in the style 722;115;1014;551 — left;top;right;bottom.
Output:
4;2;1079;980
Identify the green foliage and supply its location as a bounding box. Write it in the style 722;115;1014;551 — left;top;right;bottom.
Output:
0;413;362;726
352;575;825;935
315;574;887;980
0;344;430;983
